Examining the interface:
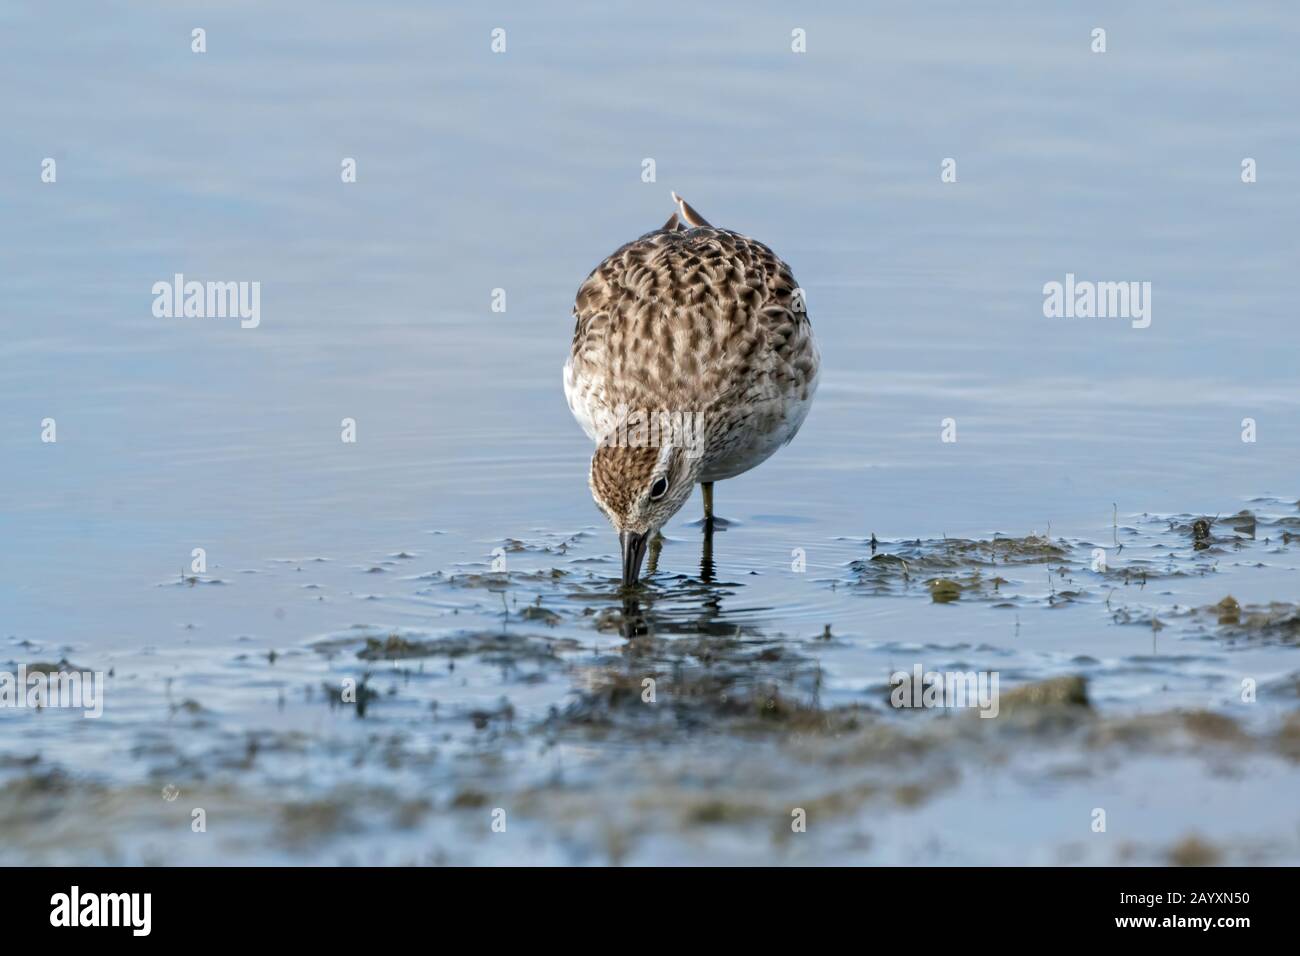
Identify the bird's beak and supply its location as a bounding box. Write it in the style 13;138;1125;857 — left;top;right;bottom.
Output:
620;530;649;587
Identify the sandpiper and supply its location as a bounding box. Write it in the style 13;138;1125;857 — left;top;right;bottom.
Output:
563;193;819;585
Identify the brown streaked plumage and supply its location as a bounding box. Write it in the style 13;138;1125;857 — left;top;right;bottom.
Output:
588;443;661;523
563;194;820;584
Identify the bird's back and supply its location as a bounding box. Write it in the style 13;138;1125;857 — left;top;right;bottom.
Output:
564;222;819;462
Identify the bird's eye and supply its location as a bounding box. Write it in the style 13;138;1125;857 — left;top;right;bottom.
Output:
649;477;669;500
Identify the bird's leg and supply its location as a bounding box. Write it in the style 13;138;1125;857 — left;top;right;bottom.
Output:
696;481;731;529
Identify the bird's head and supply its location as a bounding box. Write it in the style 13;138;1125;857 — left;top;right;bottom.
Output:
589;440;697;586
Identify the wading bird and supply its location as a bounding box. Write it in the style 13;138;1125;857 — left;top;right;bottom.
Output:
563;193;819;585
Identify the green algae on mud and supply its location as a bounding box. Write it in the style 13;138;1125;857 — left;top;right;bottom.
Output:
997;675;1090;714
854;533;1069;574
848;511;1299;613
851;534;1070;600
313;628;582;663
1186;597;1300;644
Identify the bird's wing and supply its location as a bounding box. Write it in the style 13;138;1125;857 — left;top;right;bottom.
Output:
565;227;815;424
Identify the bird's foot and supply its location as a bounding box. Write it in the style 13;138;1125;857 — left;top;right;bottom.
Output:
688;515;734;530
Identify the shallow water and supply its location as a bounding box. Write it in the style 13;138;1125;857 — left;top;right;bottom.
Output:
2;1;1299;864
